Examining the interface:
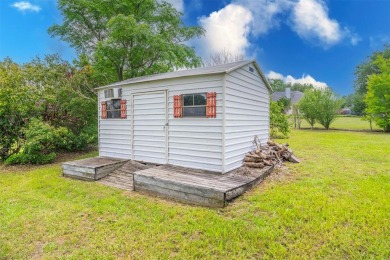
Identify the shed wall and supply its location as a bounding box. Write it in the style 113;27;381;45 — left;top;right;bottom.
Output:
224;64;270;172
98;74;224;172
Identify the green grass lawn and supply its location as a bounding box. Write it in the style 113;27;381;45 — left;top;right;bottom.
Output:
298;116;382;131
1;130;389;259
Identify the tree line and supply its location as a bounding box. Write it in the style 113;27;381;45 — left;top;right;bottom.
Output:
269;44;390;137
0;0;205;164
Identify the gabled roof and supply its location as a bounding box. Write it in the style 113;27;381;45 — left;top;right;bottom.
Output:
271;90;304;103
96;60;272;91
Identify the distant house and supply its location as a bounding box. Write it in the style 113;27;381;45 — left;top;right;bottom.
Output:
271;88;304;114
339;107;352;115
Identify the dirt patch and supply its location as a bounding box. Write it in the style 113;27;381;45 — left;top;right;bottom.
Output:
229;163;295;183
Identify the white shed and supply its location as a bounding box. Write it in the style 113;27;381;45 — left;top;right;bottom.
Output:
96;60;271;173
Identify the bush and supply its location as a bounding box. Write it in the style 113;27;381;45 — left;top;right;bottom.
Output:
53;127;89;151
5;152;56;165
270;101;290;138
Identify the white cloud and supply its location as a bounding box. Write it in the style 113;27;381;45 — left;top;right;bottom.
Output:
11;1;41;12
267;71;285;80
162;0;184;13
267;70;328;89
291;0;341;46
291;0;359;47
234;0;292;36
197;4;253;58
194;0;359;60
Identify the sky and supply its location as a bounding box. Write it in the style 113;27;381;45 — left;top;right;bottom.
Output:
0;0;389;95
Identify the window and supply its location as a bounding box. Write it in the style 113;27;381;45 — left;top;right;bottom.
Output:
106;99;121;118
104;89;114;98
182;93;206;117
249;67;254;73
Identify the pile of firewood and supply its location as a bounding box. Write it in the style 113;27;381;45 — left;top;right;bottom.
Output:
243;137;300;169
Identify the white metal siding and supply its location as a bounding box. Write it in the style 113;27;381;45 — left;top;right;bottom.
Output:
224;64;270;172
133;92;167;164
98;74;224;172
98;90;132;159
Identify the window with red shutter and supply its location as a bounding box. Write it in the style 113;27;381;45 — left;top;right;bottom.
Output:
174;95;183;118
101;101;107;119
120;100;127;119
206;92;216;118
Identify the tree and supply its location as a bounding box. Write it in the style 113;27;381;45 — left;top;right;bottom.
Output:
268;79;314;93
276;97;291;113
48;0;204;83
298;89;320;129
316;89;342;129
268;79;285;92
203;49;244;66
270;101;290;138
0;59;39;159
299;89;341;130
354;44;390;94
365;55;390;132
291;103;302;129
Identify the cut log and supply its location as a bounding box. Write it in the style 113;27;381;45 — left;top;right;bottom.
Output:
244;162;265;168
246;154;262;159
288;155;301;163
244;157;263;163
263;159;273;166
267;140;276;146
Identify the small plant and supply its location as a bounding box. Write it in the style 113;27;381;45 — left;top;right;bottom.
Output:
270;101;290;138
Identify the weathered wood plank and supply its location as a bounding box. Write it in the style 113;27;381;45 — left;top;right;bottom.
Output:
134;174;225;200
134;169;237;190
135;181;225;208
62;165;95;174
225;166;274;200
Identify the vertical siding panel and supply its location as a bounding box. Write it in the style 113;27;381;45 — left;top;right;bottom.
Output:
224;64;270;172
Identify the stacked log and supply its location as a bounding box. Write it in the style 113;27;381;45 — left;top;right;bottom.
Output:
243;137;300;169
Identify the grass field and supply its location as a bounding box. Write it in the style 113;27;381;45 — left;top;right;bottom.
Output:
298;116;381;131
1;130;389;258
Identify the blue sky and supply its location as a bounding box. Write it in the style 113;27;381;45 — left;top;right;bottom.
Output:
0;0;389;95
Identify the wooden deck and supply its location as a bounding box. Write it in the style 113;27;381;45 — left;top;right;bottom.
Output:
63;157;274;207
62;157;129;181
97;161;152;191
133;165;274;207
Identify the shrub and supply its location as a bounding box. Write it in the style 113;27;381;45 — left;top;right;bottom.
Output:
270;101;290;138
53;127;89;151
5;152;56;165
5;119;58;164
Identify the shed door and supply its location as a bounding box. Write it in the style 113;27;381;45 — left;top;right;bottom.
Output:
132;91;167;164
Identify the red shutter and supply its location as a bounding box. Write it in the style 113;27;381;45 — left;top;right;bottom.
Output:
120;99;127;119
206;92;216;118
174;95;182;118
101;101;107;119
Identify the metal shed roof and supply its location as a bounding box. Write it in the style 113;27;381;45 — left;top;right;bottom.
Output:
96;60;272;91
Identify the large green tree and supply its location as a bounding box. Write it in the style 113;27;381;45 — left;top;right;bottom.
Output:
365;55;390;132
352;45;390;115
355;45;390;94
48;0;204;83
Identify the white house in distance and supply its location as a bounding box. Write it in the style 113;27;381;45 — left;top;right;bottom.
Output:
96;60;271;174
271;87;304;114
